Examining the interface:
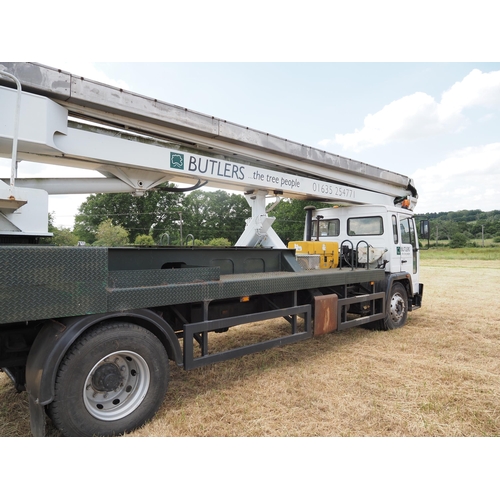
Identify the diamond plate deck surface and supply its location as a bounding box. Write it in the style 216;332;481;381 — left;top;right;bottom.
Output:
0;246;107;323
107;268;384;311
0;246;385;324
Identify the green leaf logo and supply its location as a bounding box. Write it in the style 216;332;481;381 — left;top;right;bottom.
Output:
170;152;184;170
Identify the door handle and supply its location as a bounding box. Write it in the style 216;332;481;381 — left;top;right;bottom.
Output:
401;260;407;263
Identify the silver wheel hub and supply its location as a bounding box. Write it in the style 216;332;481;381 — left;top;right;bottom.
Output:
390;293;406;323
84;351;150;421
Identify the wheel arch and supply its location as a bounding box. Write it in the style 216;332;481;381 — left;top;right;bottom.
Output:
376;272;412;301
26;309;182;407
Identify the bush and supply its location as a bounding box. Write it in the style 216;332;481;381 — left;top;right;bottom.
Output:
93;220;129;247
449;232;468;248
207;237;232;247
52;228;79;246
134;234;155;246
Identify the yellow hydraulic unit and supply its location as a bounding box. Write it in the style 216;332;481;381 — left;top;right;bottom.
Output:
288;241;339;270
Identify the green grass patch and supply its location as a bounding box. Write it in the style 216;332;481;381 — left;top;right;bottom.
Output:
420;246;500;260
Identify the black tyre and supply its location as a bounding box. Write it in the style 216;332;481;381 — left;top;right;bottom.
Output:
49;322;169;437
384;282;408;330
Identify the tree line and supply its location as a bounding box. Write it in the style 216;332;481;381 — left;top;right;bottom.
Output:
415;209;500;248
72;186;251;246
46;187;331;247
45;186;500;248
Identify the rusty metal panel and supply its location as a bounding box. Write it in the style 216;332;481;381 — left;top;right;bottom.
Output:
314;294;338;336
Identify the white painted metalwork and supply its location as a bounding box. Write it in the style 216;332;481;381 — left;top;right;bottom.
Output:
0;63;418;245
0;70;21;195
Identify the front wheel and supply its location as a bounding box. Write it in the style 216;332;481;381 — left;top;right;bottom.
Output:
49;322;169;437
371;282;408;331
385;282;408;330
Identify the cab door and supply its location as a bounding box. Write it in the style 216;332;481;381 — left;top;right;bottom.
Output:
399;215;419;295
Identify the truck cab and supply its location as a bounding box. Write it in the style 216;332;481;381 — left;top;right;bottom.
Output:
306;204;422;301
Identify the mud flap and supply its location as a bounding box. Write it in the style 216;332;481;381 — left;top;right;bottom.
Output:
29;394;46;437
314;294;338;336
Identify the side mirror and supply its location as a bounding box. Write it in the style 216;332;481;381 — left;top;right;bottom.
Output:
420;220;430;239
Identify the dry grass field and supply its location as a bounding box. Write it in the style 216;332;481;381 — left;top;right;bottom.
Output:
1;258;499;437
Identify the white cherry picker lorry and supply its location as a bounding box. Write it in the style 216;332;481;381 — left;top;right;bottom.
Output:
0;63;425;436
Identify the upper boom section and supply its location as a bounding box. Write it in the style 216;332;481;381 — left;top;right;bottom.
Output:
0;62;417;205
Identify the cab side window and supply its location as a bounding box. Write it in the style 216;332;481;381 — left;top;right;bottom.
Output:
347;216;383;236
312;219;340;237
392;215;398;244
400;218;411;244
400;217;417;248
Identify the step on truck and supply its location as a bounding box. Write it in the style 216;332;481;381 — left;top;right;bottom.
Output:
0;63;425;436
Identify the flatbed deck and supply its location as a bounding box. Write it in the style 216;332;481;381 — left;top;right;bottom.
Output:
0;245;384;325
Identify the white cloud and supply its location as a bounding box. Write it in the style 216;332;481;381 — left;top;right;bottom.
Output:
333;69;500;152
412;142;500;213
440;69;500;118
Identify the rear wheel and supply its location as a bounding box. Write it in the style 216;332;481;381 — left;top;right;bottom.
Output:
49;322;169;437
